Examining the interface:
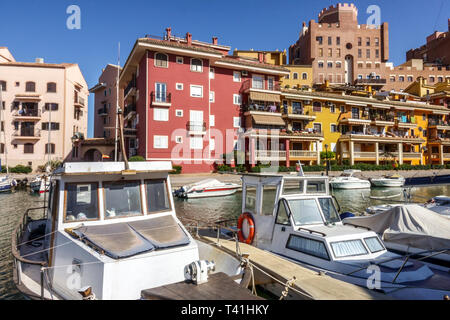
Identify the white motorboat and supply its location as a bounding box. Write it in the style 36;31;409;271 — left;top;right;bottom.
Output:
330;170;371;189
343;205;450;267
11;162;253;300
424;196;450;217
370;174;405;187
237;173;450;299
174;178;240;199
30;175;50;194
0;176;17;193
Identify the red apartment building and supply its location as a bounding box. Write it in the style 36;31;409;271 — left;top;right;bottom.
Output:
118;29;289;173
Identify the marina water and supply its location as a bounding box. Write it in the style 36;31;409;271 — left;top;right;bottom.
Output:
1;184;449;299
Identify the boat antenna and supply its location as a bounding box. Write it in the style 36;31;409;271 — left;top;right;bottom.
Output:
0;85;9;176
114;42;120;162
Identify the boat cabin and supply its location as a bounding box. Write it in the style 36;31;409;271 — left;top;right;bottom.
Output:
241;174;388;268
27;162;199;299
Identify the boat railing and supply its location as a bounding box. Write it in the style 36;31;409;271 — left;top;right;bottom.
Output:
342;222;372;231
346;248;450;284
11;206;50;299
297;227;327;237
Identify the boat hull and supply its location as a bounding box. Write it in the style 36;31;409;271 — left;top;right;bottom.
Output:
370;179;405;187
183;187;239;198
330;181;371;189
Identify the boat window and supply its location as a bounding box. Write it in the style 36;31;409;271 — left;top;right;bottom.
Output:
364;237;385;253
288;199;323;225
262;185;277;216
318;197;341;224
104;180;142;218
306;180;327;194
244;185;257;214
286;235;329;260
276;200;290;225
65;183;99;222
282;179;304;195
330;239;368;258
146;179;171;213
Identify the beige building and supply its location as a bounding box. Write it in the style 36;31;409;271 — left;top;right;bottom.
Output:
0;47;88;171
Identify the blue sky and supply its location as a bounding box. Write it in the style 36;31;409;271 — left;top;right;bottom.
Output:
0;0;448;137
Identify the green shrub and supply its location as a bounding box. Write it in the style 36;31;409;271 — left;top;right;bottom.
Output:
216;165;232;172
170;165;182;174
37;160;62;173
128;155;145;162
235;165;246;173
9;165;33;174
320;151;336;160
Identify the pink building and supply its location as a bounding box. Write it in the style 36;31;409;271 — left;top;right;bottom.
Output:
0;47;88;171
117;29;289;173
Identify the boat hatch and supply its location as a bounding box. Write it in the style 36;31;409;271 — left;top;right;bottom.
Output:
66;215;190;259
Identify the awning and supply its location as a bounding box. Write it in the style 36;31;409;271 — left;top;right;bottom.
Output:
252;114;285;126
249;91;281;103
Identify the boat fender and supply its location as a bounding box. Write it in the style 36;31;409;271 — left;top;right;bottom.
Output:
339;212;355;220
237;212;255;244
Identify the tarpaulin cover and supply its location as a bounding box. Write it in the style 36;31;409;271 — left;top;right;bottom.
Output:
72;215;190;259
343;205;450;251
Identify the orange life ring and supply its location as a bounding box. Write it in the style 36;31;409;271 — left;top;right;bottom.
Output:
238;212;255;244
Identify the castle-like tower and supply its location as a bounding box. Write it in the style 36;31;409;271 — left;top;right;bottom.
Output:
289;3;389;85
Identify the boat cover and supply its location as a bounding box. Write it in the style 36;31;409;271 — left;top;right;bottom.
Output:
72;215;190;259
343;205;450;251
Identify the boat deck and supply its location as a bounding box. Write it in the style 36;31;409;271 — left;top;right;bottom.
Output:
140;272;263;300
201;237;388;300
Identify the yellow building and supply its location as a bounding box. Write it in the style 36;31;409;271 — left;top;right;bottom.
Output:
282;65;313;89
233;49;287;66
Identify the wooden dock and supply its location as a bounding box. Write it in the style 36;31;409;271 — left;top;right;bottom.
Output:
201;237;388;300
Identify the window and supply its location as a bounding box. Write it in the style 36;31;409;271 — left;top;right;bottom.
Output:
262;185;277;216
155;83;167;102
318;62;324;68
24;143;34;154
366;49;370;58
407;76;413;82
331;124;337;132
154;108;169;121
327;62;333;68
209;67;215;79
287;235;329;260
190;85;203;97
288;199;323;225
244;185;257;213
176;110;183;117
351;107;359;119
313;123;322;133
154;135;168;149
316;36;323;45
190;58;203;72
293;73;298;80
276;200;290;225
318;48;323;57
336;62;342;69
190;136;203;150
176;56;183;64
47;82;57;92
328;48;332;57
390;76;396;82
340;105;345;113
375;37;379;47
0;143;4;154
42;122;60;131
45;143;55;154
375;49;379;59
233;71;241;82
366;63;372;69
209;91;215;102
358;49;362;58
233;94;242;105
102;180;142;219
429;76;435;83
336;48;341;58
328;37;332;45
252;75;264;89
399;76;405;82
146;179;171;213
1;101;4;110
233;117;241;128
358;37;362;46
313;101;322;112
331;239;368;258
0;80;6;91
25;81;36;92
155;53;168;68
336;37;340;45
176;83;183;90
365;237;385;253
0;121;3;132
366;37;371;46
64;183;99;222
302;73;308;80
44;103;59;111
318;197;340;224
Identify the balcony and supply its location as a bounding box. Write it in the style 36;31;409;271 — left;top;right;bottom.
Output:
339;116;371;125
255;150;286;161
186;121;206;135
395;118;417;129
403;152;422;159
12;129;41;140
242;103;281;114
124;104;137;120
151;92;172;107
124;77;136;98
289;150;318;159
340;133;425;143
240;79;281;93
428;119;450;130
13;109;41;121
97;107;108;116
282;106;316;121
354;78;387;86
370;115;395;126
74;96;85;108
123;127;137;137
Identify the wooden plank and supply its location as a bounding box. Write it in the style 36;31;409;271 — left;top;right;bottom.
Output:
141;272;263;300
201;237;388;300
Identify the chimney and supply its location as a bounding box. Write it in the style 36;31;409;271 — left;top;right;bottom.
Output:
35;58;44;63
165;27;172;39
186;32;192;45
212;37;218;45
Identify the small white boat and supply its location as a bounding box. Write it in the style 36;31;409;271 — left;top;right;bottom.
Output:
330;170;371;189
30;175;50;194
0;176;17;193
174;179;240;199
370;174;405;187
12;162;252;300
424;196;450;218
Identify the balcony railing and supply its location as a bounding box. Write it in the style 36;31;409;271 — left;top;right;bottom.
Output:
403;152;422;159
74;96;85;107
186;121;206;133
13;129;41;138
370;115;395;122
97;107;108;116
13;109;41;118
151;92;172;105
242;103;280;113
124;77;136;97
354;78;387;85
240;79;281;93
428;119;450;127
289;150;318;158
255;150;286;160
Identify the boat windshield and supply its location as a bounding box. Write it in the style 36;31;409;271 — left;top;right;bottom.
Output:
104;180;143;218
330;239;368;258
288;199;324;225
318;197;340;224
